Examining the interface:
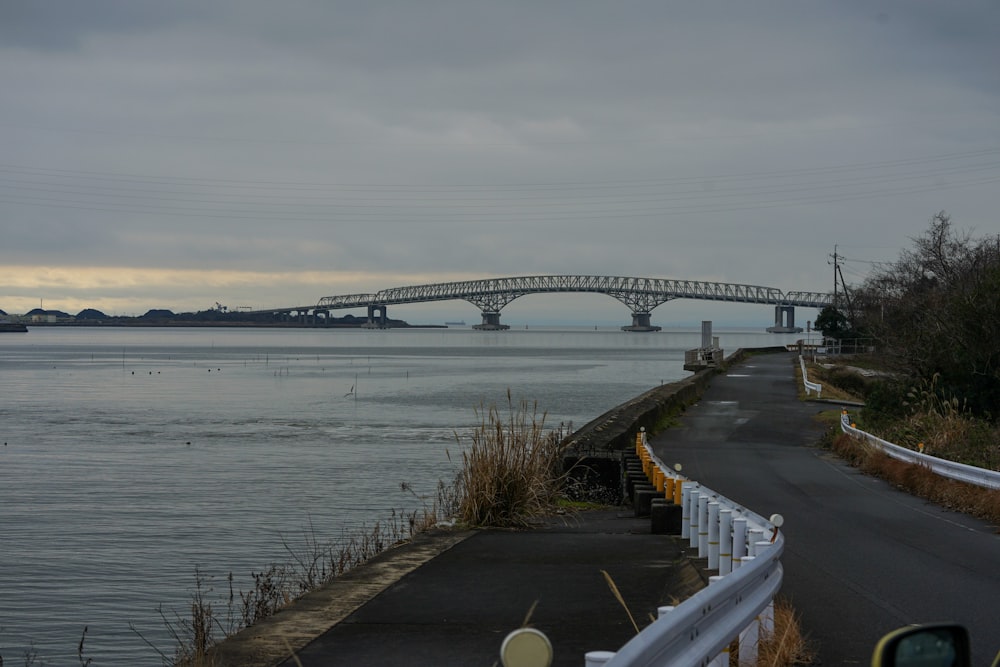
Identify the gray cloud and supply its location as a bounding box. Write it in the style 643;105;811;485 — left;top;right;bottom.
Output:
1;1;998;320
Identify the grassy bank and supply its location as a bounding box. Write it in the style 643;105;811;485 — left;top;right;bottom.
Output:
801;355;1000;526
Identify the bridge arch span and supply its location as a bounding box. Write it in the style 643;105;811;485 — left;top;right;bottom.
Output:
314;274;833;332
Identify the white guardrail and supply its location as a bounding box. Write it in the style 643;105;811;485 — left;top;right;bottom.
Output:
586;434;785;667
840;412;1000;491
798;355;822;397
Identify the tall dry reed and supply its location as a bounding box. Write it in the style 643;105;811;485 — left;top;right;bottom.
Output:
455;392;568;527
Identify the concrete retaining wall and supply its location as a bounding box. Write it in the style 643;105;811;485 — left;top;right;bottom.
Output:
564;348;777;454
560;348;787;503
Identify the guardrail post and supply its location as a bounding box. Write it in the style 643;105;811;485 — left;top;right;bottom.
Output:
755;541;776;637
719;509;733;575
708;575;729;667
708;502;721;569
738;556;759;666
697;495;709;558
584;651;616;666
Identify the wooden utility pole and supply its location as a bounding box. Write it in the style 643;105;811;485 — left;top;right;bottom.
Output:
829;245;840;305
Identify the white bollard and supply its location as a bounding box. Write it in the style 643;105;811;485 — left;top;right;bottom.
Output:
747;528;764;557
719;509;733;575
697;495;709;558
585;651;616;666
755;541;776;637
688;489;701;548
707;502;721;570
680;483;693;540
732;517;747;570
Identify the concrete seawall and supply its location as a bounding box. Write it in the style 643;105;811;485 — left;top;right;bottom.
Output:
563;348;776;454
560;347;788;501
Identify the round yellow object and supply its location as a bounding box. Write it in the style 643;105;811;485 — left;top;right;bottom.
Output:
500;627;553;667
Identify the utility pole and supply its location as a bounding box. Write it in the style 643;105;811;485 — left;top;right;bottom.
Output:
829;245;841;306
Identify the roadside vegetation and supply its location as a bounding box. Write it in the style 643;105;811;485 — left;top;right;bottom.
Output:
807;213;1000;524
756;598;815;667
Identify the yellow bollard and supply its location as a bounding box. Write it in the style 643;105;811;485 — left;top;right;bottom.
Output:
673;479;683;505
664;477;675;501
654;469;665;492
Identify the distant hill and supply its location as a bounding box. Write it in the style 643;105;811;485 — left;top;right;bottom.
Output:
1;305;414;328
76;308;110;320
25;308;72;318
139;309;176;319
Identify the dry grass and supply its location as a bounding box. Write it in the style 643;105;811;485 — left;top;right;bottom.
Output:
454;391;569;527
753;597;815;666
795;358;866;404
168;503;451;665
872;401;1000;472
830;433;1000;525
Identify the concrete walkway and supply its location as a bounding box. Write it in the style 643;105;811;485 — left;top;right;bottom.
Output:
213;511;703;667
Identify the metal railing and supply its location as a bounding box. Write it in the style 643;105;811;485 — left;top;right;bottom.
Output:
799;355;823;397
840;412;1000;490
586;434;784;666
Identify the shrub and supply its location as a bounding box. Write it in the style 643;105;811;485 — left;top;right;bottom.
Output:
823;367;870;398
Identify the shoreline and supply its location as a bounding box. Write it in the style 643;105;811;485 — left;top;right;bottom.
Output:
204;349;750;665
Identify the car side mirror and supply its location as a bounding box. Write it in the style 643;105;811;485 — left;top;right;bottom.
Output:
871;624;970;667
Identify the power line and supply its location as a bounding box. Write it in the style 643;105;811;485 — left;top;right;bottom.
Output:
0;147;997;191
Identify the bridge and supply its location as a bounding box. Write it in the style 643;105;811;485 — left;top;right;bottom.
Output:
264;274;833;332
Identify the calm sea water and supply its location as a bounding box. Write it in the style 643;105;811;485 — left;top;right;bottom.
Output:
0;326;800;664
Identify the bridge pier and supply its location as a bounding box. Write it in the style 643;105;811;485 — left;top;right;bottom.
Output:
473;311;510;331
766;305;803;333
363;304;389;329
621;311;661;332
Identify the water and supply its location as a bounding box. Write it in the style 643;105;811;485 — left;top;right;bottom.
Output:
0;326;800;664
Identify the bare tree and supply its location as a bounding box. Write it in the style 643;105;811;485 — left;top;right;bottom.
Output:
854;213;1000;418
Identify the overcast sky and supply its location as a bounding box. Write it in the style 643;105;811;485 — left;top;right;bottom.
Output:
2;1;998;326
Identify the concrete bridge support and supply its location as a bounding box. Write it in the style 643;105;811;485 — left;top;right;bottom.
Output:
473;311;510;331
364;304;389;329
766;305;803;333
621;311;662;332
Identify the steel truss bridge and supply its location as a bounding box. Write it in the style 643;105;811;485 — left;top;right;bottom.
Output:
286;275;832;332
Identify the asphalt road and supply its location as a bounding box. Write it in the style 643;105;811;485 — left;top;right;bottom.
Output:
648;352;1000;665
